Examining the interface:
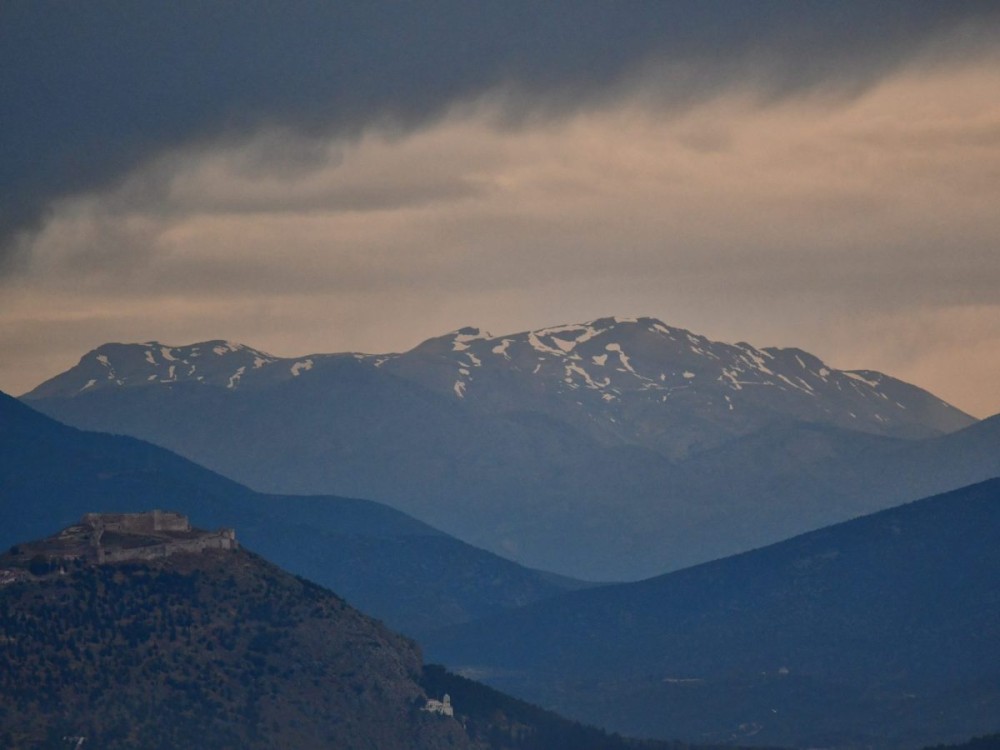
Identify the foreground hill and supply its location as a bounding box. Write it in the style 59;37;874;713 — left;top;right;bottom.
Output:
0;517;470;750
0;392;581;636
23;317;989;580
0;516;714;750
425;479;1000;749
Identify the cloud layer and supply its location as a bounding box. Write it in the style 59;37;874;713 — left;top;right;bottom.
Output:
2;3;999;416
4;1;997;260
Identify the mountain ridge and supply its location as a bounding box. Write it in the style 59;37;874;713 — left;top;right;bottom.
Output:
25;316;974;446
425;477;1000;749
0;391;584;635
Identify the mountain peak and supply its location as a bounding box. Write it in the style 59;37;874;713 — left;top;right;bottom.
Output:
387;316;973;440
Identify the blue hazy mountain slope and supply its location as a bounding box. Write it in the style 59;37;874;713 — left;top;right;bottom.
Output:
425;479;1000;749
0;391;582;635
23;318;996;580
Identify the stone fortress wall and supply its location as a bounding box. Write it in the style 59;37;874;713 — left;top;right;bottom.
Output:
96;528;238;563
1;511;239;584
82;510;191;534
80;511;238;563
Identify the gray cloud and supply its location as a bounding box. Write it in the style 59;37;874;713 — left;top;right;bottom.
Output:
3;1;999;266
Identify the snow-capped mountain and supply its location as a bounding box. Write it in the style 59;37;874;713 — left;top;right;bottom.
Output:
26;339;344;394
381;317;971;453
23;317;991;580
27;317;972;455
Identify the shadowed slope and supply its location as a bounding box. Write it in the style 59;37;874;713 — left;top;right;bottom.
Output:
426;479;1000;749
0;392;582;635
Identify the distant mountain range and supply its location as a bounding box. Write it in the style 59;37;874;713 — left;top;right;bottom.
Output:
26;317;971;444
0;392;584;636
425;478;1000;749
0;517;698;750
23;317;997;580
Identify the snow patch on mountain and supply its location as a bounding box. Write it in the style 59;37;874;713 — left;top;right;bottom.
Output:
213;342;245;356
528;332;565;356
533;322;607;354
565;362;609;390
227;367;246;389
844;371;881;388
450;328;490;352
492;339;513;359
605;343;645;380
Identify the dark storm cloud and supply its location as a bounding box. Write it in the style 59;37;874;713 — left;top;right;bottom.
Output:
2;1;998;267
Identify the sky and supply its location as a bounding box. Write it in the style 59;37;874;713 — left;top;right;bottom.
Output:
2;2;999;417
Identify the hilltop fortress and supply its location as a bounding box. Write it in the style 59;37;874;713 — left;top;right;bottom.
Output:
2;511;237;572
80;511;237;563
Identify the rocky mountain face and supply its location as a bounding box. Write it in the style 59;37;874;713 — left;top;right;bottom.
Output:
23;317;990;580
0;392;582;636
425;479;1000;750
